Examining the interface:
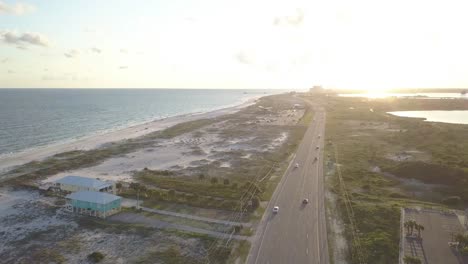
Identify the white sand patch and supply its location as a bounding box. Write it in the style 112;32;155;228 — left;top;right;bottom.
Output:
264;132;288;151
370;166;381;173
0;189;76;255
0;98;258;173
386;153;413;161
44;147;202;183
219;162;231;168
241;153;252;159
43;132;229;183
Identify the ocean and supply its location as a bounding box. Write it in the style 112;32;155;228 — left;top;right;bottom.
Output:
0;89;286;156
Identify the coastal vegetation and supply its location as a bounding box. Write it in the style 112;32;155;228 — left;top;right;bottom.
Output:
0;94;312;263
0;117;220;186
309;95;468;264
122;97;311;216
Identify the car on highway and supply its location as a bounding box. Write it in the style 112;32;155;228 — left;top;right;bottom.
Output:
302;199;309;204
273;206;279;213
316;146;320;149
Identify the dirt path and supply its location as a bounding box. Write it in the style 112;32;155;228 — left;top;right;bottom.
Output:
109;212;250;241
122;198;251;227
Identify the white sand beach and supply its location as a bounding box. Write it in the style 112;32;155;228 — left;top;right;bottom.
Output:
0;97;260;174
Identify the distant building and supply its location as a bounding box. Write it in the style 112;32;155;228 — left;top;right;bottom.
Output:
66;191;122;218
55;176;115;194
309;85;324;93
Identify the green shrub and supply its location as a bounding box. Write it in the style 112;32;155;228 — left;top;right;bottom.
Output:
404;255;422;264
54;199;66;206
442;196;461;205
461;246;468;255
87;252;105;263
250;197;260;211
168;189;176;197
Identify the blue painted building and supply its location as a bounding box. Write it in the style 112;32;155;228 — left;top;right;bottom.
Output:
55;175;115;194
66;191;122;218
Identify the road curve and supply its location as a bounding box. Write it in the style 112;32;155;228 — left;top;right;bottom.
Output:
247;105;329;264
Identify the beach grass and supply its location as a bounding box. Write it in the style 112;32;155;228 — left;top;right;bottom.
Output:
1;118;223;185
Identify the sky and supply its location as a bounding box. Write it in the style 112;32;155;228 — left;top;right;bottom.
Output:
1;0;468;90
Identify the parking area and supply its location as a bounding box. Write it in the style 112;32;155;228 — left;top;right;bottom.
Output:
401;208;468;264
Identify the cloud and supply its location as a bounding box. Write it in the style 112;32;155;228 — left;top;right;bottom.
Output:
7;69;14;74
0;1;35;15
273;9;304;26
119;66;128;70
120;48;128;53
1;57;8;63
90;47;101;53
0;30;50;47
64;49;79;58
235;52;253;65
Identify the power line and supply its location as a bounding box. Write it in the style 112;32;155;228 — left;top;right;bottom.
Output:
333;144;366;264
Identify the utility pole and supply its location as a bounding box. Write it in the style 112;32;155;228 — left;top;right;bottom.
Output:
137;188;140;209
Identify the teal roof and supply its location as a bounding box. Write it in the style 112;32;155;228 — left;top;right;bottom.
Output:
66;191;121;205
56;176;112;189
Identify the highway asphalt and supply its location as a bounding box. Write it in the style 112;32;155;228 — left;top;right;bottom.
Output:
247;106;329;264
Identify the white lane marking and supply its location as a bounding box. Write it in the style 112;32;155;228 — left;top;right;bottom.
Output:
307;233;309;239
306;248;309;256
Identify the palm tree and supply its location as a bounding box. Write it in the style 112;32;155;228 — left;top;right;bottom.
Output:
414;224;419;237
404;221;411;236
455;233;467;249
409;220;417;235
415;224;424;238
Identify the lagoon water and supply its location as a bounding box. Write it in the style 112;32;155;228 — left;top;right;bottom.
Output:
0;89;285;156
388;110;468;125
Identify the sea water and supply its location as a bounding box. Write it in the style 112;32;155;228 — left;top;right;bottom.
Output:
0;89;285;155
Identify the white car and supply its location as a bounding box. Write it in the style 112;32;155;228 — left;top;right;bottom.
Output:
273;206;279;213
295;163;299;168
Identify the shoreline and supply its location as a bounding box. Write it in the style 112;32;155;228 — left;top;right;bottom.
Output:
0;96;263;174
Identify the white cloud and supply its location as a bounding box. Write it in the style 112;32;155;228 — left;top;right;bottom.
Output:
235;52;253;65
0;1;35;15
90;47;102;53
0;30;50;47
64;49;79;58
273;9;304;26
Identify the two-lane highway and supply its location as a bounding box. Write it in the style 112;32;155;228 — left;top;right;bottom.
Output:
247;107;328;264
